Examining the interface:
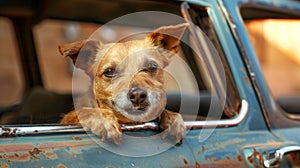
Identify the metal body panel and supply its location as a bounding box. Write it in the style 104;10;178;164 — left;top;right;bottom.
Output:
0;128;282;168
0;132;198;167
221;0;300;129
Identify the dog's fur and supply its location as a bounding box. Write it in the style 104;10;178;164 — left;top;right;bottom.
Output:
58;24;187;144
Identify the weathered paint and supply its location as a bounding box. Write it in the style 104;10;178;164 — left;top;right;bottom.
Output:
246;148;263;168
0;0;299;167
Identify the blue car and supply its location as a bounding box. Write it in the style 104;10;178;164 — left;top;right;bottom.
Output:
0;0;299;167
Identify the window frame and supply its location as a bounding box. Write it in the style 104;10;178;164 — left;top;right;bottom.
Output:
0;0;249;135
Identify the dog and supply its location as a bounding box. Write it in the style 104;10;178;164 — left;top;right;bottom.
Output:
58;23;187;144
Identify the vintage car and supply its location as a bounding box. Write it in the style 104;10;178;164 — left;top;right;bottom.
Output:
0;0;300;167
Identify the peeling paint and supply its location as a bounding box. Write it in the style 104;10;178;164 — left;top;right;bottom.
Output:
237;155;243;162
0;163;10;168
3;153;30;162
197;146;205;155
183;158;188;165
202;138;246;153
57;163;67;168
244;77;250;85
195;162;200;168
29;147;43;159
1;128;18;137
0;141;95;153
247;148;263;168
44;152;58;160
72;136;82;141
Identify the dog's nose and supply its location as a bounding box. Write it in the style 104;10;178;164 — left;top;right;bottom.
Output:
128;88;147;104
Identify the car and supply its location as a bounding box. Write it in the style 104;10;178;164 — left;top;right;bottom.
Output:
0;0;300;167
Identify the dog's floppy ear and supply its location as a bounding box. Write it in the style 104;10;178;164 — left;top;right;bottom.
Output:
146;23;188;55
58;40;101;74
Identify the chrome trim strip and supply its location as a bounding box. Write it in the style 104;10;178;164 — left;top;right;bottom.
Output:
0;125;84;136
185;99;248;129
0;123;159;136
0;100;248;136
282;112;300;121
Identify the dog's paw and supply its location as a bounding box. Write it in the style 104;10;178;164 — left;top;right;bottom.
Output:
77;107;122;144
159;110;186;142
90;119;122;144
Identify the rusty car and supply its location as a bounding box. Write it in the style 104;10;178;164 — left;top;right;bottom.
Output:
0;0;300;167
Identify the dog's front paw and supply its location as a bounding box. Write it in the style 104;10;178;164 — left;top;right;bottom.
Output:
159;110;186;142
77;108;122;144
90;119;122;144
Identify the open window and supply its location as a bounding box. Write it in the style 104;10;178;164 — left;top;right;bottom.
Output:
241;4;300;120
0;0;247;136
0;17;24;124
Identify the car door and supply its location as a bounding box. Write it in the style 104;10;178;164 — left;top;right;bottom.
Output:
178;1;288;167
220;0;300;167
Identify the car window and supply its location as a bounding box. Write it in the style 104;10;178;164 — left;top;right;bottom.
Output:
245;19;300;98
181;3;243;120
0;17;24;107
33;20;98;94
245;18;300;117
0;2;246;131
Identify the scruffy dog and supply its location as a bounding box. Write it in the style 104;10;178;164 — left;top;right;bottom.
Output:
58;23;187;144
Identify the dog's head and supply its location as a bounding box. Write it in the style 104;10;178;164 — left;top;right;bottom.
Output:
59;23;187;123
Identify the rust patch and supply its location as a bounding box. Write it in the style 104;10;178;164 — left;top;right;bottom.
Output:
72;136;82;141
3;153;30;162
244;77;250;85
45;152;58;160
57;163;66;168
0;141;94;153
1;128;18;137
29;147;43;159
197;146;205;155
247;148;263;168
203;154;244;167
237;155;243;162
183;158;188;165
195;161;200;168
2;163;9;168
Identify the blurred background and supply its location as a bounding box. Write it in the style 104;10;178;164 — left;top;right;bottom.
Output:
246;19;300;98
0;19;99;106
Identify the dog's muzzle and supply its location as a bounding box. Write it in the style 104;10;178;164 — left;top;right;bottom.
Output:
113;88;166;122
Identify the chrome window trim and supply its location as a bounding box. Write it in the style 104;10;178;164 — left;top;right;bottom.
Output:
0;100;248;136
282;111;300;121
185;99;248;129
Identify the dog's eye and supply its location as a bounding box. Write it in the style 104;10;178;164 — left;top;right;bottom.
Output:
103;68;116;78
144;61;158;72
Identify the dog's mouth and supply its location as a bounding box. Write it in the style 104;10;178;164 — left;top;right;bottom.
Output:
111;100;149;114
131;103;149;113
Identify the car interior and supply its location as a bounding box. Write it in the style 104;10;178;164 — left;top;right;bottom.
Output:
0;0;299;126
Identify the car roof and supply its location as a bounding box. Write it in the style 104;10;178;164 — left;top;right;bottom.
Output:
0;0;181;27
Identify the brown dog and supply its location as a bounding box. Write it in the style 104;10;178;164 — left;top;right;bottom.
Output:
58;23;187;144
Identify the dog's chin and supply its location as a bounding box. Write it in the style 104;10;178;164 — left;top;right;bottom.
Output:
113;90;166;122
